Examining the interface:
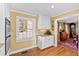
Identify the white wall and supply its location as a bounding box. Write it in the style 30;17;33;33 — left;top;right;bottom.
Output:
0;3;10;56
0;3;5;43
78;16;79;33
0;3;5;56
38;15;51;29
0;3;11;43
5;3;11;20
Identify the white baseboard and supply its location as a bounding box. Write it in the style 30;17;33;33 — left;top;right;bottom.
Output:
9;45;37;55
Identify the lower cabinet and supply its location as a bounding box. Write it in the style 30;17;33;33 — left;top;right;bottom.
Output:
37;35;54;49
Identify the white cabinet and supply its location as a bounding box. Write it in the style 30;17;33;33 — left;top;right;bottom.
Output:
37;36;54;49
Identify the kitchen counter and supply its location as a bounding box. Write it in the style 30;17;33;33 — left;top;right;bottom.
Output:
37;35;53;36
37;33;54;36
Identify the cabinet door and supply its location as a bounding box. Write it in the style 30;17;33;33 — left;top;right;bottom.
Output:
37;36;45;48
42;37;48;49
46;36;54;46
49;36;54;45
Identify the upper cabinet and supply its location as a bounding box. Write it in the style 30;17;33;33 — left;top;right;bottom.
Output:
38;15;51;29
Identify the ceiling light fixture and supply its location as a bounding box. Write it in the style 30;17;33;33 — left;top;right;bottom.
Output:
51;5;54;8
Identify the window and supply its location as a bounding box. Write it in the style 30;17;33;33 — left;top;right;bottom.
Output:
27;20;33;39
16;16;33;42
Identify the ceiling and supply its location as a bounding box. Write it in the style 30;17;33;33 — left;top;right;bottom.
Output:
9;3;79;16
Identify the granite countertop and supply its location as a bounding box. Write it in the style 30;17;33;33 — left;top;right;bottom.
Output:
37;35;52;36
37;33;54;36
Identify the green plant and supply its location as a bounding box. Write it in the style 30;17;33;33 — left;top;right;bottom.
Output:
44;30;52;35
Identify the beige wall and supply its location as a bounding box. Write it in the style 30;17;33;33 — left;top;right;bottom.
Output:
10;10;38;51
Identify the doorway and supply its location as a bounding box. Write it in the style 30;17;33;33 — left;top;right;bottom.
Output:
57;16;78;51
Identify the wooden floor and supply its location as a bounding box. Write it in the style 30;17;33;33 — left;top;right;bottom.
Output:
11;44;78;56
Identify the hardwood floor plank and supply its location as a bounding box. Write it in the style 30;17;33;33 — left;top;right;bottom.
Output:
11;44;78;56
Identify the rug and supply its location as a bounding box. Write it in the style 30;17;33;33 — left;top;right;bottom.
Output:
60;38;78;51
